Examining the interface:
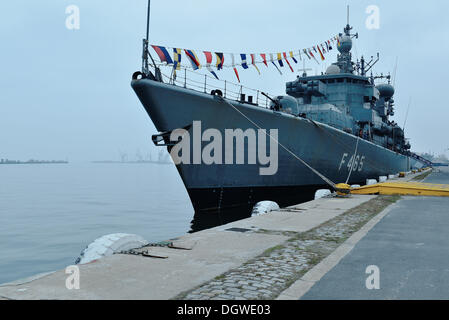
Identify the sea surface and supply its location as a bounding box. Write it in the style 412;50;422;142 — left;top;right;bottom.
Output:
0;162;195;285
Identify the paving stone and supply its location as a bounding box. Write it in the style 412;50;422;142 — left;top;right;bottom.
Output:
179;199;391;301
242;285;258;291
261;279;275;285
211;289;226;294
225;282;240;288
252;282;269;288
259;289;273;295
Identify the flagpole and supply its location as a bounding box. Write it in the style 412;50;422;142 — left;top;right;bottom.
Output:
142;0;158;75
146;0;150;42
142;0;151;74
142;0;160;79
141;1;149;74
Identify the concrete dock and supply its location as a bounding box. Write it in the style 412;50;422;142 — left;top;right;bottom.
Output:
301;166;449;300
0;168;445;300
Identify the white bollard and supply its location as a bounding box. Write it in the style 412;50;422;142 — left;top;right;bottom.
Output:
251;201;280;216
388;174;396;179
366;179;378;185
314;189;332;200
75;233;149;265
379;176;388;182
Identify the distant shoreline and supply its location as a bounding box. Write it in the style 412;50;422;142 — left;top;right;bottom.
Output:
91;161;171;165
0;160;68;165
0;160;173;165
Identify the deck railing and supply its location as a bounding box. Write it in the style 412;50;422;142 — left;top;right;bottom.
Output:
156;64;273;109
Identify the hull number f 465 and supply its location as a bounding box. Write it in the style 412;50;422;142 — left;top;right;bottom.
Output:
339;153;365;172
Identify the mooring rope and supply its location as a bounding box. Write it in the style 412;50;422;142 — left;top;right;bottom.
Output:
345;135;360;184
217;96;338;190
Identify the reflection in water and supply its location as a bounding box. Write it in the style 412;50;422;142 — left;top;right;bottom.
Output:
187;186;322;233
188;193;317;233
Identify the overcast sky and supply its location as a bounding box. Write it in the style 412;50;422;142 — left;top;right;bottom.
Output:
1;0;448;162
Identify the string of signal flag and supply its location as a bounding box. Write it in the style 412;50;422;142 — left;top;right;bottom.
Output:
151;34;341;82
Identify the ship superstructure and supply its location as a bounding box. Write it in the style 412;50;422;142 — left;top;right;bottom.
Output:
276;23;410;155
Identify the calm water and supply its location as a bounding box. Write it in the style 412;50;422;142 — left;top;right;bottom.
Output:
0;163;194;284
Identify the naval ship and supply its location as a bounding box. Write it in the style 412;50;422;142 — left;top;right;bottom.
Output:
131;20;430;220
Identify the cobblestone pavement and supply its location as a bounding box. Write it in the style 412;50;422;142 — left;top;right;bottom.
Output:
174;195;400;300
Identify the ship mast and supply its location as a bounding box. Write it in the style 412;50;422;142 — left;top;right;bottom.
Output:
334;6;358;74
344;5;353;36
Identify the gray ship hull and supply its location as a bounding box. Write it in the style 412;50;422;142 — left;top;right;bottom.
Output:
132;79;415;215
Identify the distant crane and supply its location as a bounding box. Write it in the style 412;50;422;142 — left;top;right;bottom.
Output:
118;150;128;163
135;149;143;162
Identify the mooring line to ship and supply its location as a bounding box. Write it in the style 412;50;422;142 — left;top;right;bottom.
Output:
345;136;360;184
314;123;392;174
301;110;391;174
310;120;395;180
217;96;339;191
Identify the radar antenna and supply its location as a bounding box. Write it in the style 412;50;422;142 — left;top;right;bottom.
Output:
361;53;380;76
